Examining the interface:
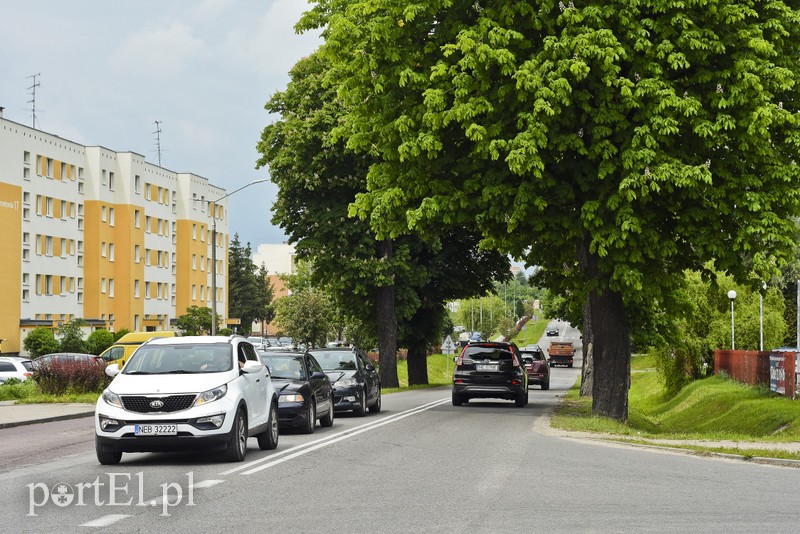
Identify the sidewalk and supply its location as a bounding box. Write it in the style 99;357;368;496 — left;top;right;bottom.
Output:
0;400;95;429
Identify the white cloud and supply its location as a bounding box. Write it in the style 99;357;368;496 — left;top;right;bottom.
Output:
110;22;208;78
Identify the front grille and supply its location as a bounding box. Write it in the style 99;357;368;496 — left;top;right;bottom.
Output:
121;394;196;413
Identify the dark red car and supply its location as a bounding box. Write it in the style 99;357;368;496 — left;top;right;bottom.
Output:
520;345;550;390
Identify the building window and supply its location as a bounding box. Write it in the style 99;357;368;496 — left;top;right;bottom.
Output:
101;206;107;222
45;275;53;295
24;151;30;164
22;273;29;286
77;292;83;304
134;280;140;298
145;184;150;200
145;249;150;266
22;289;30;302
109;243;115;261
60;200;66;219
101;170;107;186
135;175;141;194
22;249;30;261
46;197;53;217
77;218;83;230
135;244;141;263
23;167;30;180
23;208;30;221
77;278;83;290
192;285;197;300
145;282;151;299
78;167;84;180
134;210;140;228
78;182;84;194
60;238;67;258
45;236;53;256
22;232;30;245
145;216;151;233
101;242;106;258
23;192;30;205
77;241;83;253
46;158;53;177
192;224;197;239
109;208;115;226
77;255;83;267
134;315;140;331
101;278;106;294
109;279;115;297
192;254;197;270
78;204;84;216
108;172;114;190
60;276;66;296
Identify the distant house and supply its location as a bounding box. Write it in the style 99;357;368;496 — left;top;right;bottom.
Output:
251;243;296;335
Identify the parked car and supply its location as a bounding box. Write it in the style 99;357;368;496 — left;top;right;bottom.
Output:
452;341;528;407
94;335;279;465
520;345;550;390
98;331;178;369
259;351;334;433
0;356;33;382
247;336;268;350
32;352;103;370
310;347;381;416
546;326;559;336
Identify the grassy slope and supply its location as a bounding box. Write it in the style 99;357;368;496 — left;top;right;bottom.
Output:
552;353;800;444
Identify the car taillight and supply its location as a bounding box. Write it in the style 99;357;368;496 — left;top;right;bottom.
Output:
456;352;464;366
512;354;520;367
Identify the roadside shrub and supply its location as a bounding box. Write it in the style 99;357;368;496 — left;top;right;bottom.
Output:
2;377;23;386
23;327;59;358
0;379;37;401
87;329;114;355
114;329;130;342
33;360;110;395
219;328;234;336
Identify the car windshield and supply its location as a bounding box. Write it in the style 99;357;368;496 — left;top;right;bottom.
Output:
313;351;358;371
124;344;232;374
462;346;513;362
21;360;32;371
261;355;305;380
521;351;544;361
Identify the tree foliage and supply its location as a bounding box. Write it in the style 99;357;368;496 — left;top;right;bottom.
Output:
57;319;88;353
23;327;59;358
300;0;800;420
273;288;334;349
86;329;114;356
228;234;274;335
176;306;217;336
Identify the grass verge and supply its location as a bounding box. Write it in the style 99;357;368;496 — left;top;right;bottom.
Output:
550;353;800;461
0;379;100;404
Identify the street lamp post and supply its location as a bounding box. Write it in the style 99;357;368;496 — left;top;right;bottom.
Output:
209;179;268;335
727;290;737;350
759;282;766;351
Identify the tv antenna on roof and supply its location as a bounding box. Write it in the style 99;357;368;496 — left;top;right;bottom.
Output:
27;73;41;129
153;120;163;166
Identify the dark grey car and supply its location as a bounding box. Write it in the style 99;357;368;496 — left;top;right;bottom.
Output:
310;348;381;416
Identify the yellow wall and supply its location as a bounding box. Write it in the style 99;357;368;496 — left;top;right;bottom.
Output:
0;184;22;352
112;205;144;330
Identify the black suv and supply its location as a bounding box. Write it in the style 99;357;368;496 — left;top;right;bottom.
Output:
452;342;528;407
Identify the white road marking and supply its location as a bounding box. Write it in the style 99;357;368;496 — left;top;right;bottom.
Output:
80;514;130;527
219;397;448;476
241;398;450;475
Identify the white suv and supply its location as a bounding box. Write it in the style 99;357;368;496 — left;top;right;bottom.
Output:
95;335;279;465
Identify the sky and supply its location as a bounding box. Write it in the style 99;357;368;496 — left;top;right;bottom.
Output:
1;0;321;249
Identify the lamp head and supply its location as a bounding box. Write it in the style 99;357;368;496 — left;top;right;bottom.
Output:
727;290;737;300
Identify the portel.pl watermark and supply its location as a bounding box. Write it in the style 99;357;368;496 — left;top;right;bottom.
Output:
27;471;195;517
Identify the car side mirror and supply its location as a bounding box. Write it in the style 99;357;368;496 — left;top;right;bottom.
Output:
365;364;376;372
105;363;120;378
241;361;264;374
311;371;326;379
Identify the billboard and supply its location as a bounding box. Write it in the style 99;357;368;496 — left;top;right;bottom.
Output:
769;354;786;395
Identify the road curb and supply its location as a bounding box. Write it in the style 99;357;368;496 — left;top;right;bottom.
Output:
0;410;95;430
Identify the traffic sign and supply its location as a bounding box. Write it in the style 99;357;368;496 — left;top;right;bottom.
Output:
441;335;455;354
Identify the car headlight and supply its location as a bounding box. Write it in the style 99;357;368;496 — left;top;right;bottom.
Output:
336;378;358;388
194;384;228;406
101;389;122;408
279;393;305;403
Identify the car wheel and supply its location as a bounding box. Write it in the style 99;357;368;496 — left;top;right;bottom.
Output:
354;388;367;416
95;436;122;465
542;379;550;391
257;403;279;450
225;409;248;462
515;391;527;407
452;392;463;406
301;400;316;434
319;399;334;427
369;388;381;413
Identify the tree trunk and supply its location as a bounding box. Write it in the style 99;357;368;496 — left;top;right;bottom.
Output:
579;296;594;397
589;287;630;421
406;340;429;386
376;239;399;388
578;234;630;420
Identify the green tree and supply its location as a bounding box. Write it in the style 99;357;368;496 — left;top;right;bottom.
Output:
176;306;217;336
228;234;274;334
57;319;87;353
304;0;800;421
274;288;334;349
23;327;59;358
86;329;114;356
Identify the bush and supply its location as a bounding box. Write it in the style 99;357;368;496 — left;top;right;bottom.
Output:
23;328;60;358
114;329;130;341
0;379;37;401
219;328;234;336
32;360;110;395
87;329;114;355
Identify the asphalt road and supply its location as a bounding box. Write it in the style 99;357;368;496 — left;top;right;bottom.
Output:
1;323;797;533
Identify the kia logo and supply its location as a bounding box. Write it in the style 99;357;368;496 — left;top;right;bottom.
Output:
150;399;165;409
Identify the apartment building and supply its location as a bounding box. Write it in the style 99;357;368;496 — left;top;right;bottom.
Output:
0;114;230;355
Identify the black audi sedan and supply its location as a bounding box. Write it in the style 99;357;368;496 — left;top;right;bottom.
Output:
258;351;334;434
309;347;381;416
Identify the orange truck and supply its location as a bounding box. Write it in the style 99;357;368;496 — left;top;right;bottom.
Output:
547;341;575;368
